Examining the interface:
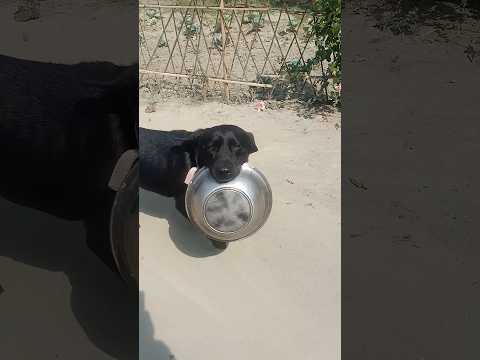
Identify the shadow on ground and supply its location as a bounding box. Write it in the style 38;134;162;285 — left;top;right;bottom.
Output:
0;196;137;360
139;189;223;258
139;291;175;360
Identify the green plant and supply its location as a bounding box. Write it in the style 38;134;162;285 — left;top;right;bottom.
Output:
285;59;305;81
286;18;299;33
212;32;222;49
158;34;167;48
214;14;233;33
144;9;161;27
145;9;161;20
145;9;162;24
241;11;265;33
183;15;200;39
283;0;341;105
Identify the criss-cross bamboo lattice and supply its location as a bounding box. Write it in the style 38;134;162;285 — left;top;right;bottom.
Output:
139;1;324;101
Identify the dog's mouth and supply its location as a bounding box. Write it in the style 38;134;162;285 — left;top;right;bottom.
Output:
210;166;238;183
214;177;233;184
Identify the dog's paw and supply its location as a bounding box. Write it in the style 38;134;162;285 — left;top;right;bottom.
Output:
210;239;228;250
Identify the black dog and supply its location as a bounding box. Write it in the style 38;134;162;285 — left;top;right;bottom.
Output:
0;54;138;273
139;125;258;249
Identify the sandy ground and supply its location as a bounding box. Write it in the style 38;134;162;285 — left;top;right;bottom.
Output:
139;99;341;360
0;0;137;65
343;5;480;359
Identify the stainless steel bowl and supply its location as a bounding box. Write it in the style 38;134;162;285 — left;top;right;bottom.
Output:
185;163;272;242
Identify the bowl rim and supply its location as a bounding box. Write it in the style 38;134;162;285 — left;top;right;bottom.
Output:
185;163;273;242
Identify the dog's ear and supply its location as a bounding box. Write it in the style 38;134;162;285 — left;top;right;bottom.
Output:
246;131;258;153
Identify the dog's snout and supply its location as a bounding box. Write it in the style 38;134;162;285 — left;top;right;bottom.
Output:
211;161;236;183
219;167;232;176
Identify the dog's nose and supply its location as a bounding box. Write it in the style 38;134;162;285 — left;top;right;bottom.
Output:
218;167;232;176
213;166;235;183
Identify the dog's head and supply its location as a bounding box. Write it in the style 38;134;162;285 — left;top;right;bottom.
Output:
183;125;258;183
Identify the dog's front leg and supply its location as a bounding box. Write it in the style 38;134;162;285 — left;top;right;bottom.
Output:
174;193;188;219
84;205;119;274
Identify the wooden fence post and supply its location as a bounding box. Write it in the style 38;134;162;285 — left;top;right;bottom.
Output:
220;0;230;102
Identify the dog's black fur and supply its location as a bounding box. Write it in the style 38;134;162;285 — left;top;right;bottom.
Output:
139;125;258;249
0;54;138;272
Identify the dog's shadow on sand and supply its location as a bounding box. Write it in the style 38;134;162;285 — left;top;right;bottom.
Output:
0;196;137;360
139;291;175;360
139;189;224;257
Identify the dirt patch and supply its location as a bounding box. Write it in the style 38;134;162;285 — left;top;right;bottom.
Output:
0;0;137;64
352;0;480;49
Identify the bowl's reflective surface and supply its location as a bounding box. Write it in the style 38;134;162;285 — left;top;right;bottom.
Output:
185;163;272;242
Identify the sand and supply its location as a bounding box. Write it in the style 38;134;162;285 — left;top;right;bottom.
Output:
342;5;480;359
139;99;341;360
0;0;137;65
